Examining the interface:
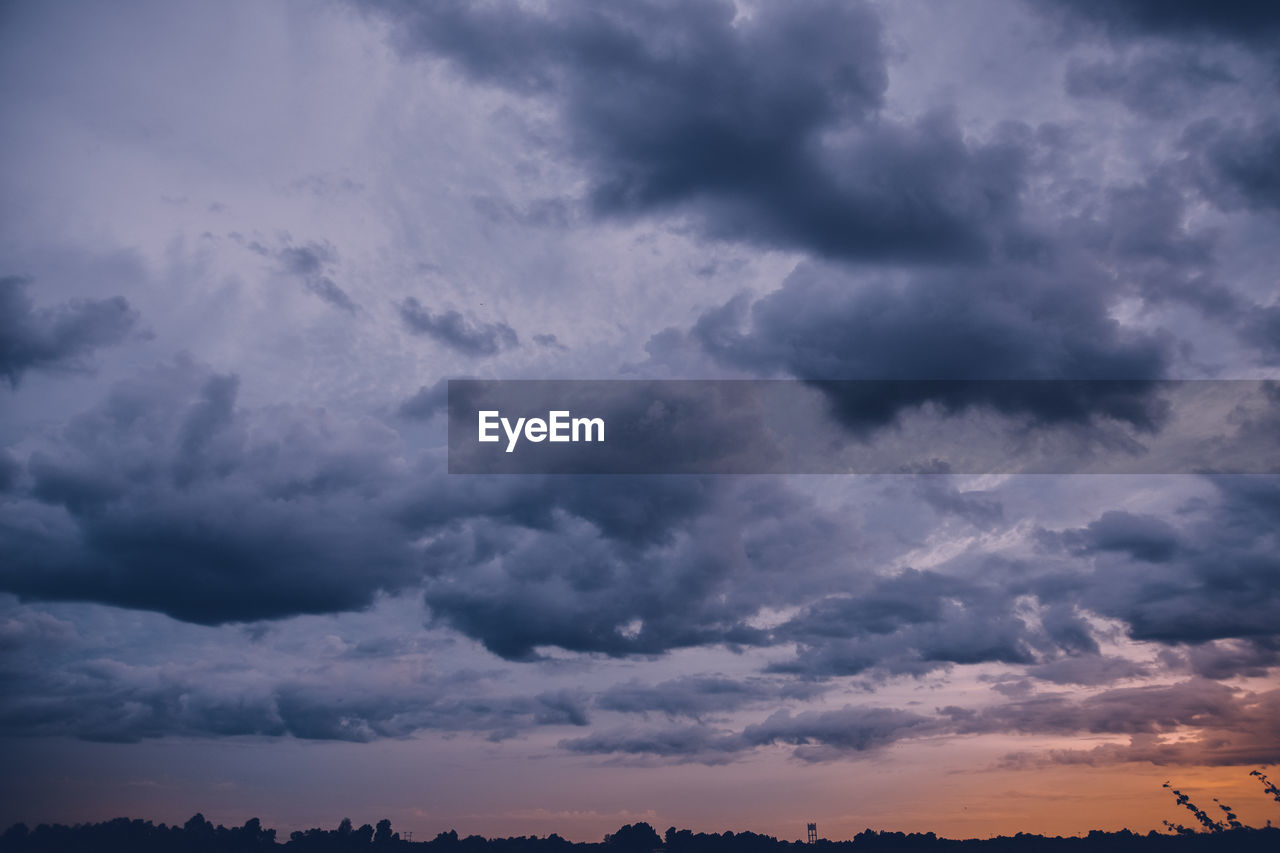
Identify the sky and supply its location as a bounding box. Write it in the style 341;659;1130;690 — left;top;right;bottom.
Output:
2;0;1280;842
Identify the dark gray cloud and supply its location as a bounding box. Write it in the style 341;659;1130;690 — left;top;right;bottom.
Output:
1021;655;1151;686
766;568;1053;680
1184;118;1280;214
597;676;824;719
271;686;590;743
0;614;590;743
369;0;1030;263
1178;638;1280;680
532;333;566;350
1060;510;1181;563
397;377;449;420
577;684;1275;766
0;358;418;624
1037;0;1280;49
1242;305;1280;363
1064;53;1236;119
404;476;858;660
688;262;1172;435
1095;175;1216;268
1046;476;1280;651
559;723;743;763
561;704;932;764
303;276;359;313
1087;167;1280;363
0;450;18;493
0;276;139;385
959;681;1280;766
739;706;934;762
276;243;330;277
406;467;1278;676
417;508;769;660
398;298;518;356
1028;0;1280;373
751;475;1279;682
950;678;1233;735
912;479;1005;529
250;239;359;312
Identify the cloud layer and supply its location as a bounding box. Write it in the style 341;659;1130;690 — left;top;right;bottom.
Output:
2;0;1280;837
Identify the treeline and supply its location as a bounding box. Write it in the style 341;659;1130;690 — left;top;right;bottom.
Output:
1;817;1278;853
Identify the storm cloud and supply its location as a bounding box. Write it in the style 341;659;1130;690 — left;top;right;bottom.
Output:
0;605;590;743
272;240;359;313
3;0;1280;834
399;298;519;356
597;676;825;719
369;0;1028;263
1038;0;1280;49
0;358;418;624
1185;118;1280;215
688;262;1172;434
1050;476;1280;650
560;704;934;764
0;276;139;385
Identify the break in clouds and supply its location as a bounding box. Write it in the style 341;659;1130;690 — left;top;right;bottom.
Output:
1;0;1279;824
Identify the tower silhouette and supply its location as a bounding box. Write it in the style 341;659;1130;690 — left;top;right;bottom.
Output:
807;823;817;844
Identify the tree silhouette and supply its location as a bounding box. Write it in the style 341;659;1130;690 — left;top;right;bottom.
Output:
3;807;1280;852
605;823;661;852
